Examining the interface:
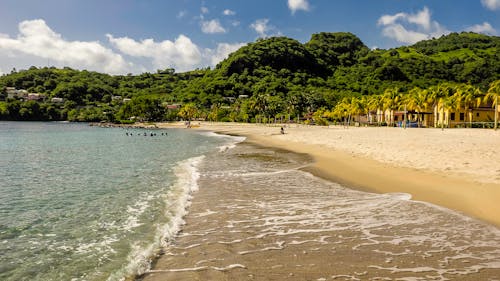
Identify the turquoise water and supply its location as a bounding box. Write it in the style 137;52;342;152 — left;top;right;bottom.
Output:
0;122;230;281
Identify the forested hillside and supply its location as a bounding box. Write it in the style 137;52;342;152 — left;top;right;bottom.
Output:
1;31;499;122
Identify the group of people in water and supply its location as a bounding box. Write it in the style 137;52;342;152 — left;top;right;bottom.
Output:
125;131;167;136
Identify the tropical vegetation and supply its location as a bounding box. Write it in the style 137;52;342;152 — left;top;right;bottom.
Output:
1;31;499;128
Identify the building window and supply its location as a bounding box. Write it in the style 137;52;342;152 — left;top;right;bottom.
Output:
460;113;465;121
394;116;398;121
450;113;455;121
476;112;480;117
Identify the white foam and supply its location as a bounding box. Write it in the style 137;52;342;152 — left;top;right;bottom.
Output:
148;264;245;273
107;156;205;281
238;241;285;255
199;131;246;152
195;209;218;217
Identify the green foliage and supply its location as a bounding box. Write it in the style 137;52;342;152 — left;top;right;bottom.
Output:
1;32;499;124
305;32;369;68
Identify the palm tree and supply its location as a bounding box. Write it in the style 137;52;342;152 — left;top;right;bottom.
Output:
430;83;455;129
382;87;400;126
484;80;500;130
455;84;482;128
366;94;384;125
333;97;353;127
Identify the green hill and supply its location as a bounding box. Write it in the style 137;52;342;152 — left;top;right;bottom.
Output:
1;31;499;122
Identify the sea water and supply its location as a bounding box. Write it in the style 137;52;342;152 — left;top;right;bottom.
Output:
3;122;500;281
143;141;500;280
0;122;234;281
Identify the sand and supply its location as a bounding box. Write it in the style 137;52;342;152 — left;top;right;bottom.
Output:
156;122;500;227
139;122;500;281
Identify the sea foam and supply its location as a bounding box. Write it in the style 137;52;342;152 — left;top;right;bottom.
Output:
107;155;205;280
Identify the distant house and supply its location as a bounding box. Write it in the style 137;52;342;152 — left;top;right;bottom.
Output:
238;95;249;99
51;97;64;103
112;95;122;101
17;90;28;99
123;98;131;103
223;97;236;102
6;88;29;99
166;104;181;109
27;93;43;101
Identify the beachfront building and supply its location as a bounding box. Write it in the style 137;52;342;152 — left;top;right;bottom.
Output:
434;102;499;128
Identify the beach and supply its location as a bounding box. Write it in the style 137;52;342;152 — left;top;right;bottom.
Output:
157;122;500;226
138;122;500;280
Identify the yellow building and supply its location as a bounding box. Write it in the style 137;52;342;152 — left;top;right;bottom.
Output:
434;102;499;128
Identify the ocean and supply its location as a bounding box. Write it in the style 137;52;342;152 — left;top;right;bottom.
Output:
0;122;235;280
2;122;500;281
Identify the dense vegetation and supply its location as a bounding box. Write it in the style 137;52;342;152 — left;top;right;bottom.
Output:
1;32;499;123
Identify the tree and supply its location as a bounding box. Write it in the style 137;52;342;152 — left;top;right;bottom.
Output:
382;87;401;126
454;84;482;127
484;80;500;130
178;103;199;121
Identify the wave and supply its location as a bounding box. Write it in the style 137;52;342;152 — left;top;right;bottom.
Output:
198;131;246;152
107;155;205;281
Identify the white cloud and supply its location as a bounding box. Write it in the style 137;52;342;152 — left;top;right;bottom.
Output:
377;7;449;44
107;34;203;72
378;13;406;26
466;22;497;35
201;6;209;14
287;0;310;14
381;24;429;44
205;42;246;66
250;19;273;37
482;0;500;10
201;19;226;34
0;19;131;74
223;9;236;16
407;6;432;30
177;10;187;19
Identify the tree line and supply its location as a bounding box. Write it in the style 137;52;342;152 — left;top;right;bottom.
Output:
1;32;499;124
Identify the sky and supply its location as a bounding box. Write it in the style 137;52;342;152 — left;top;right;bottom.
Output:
0;0;499;75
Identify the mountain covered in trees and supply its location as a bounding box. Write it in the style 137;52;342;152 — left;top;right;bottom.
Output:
1;31;499;122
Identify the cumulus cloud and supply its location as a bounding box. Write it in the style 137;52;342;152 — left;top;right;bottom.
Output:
287;0;310;14
378;7;449;44
466;22;497;35
201;19;227;34
223;9;236;16
205;42;246;66
481;0;500;10
107;34;203;72
201;6;209;14
0;19;131;74
0;19;248;74
250;19;275;37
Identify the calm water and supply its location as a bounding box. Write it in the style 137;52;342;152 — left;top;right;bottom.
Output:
2;122;500;281
0;122;235;281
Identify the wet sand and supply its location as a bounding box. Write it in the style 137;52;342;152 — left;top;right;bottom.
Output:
140;140;500;281
172;122;500;227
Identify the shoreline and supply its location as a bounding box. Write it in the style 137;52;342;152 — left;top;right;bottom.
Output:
140;122;500;280
180;122;500;227
123;121;500;227
243;133;500;227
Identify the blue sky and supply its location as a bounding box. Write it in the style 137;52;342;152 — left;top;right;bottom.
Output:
0;0;499;75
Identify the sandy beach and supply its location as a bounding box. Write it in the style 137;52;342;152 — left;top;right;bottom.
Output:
138;122;500;281
156;122;500;227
